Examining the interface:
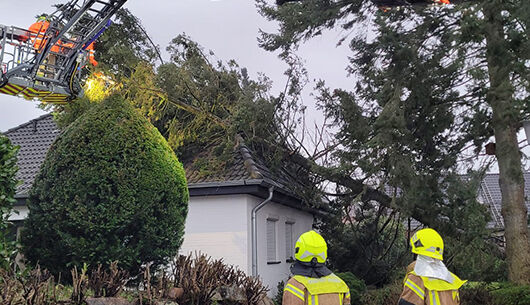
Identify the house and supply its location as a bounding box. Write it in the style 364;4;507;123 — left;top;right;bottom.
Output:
478;173;530;245
3;114;318;295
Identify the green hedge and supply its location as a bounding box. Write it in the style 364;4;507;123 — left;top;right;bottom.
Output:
336;272;366;304
461;282;530;305
360;281;530;305
22;95;189;277
0;134;19;269
359;280;402;305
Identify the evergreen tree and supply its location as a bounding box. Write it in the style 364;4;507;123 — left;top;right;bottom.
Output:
23;95;188;277
0;135;19;270
258;0;530;283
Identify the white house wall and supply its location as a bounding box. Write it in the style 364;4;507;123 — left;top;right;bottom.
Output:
179;194;250;272
8;205;29;221
246;195;314;296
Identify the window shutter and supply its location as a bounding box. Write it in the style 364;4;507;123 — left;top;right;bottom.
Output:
267;219;277;262
285;222;294;260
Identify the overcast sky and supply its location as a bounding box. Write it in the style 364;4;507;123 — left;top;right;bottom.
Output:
1;0;528;171
0;0;352;132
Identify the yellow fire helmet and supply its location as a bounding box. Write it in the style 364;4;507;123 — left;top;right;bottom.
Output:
37;14;49;21
410;228;444;261
295;230;328;264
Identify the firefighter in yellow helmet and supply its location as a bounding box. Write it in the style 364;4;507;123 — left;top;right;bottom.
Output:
398;228;467;305
283;230;350;305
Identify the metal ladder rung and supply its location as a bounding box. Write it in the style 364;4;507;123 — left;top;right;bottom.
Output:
95;0;113;4
35;76;62;83
38;62;66;69
88;8;104;14
47;52;70;58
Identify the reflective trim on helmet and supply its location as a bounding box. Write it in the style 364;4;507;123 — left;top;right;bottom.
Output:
298;250;326;261
425;246;442;255
285;284;304;301
405;279;425;300
298;250;315;260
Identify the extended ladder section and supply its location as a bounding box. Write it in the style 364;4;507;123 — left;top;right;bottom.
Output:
480;182;505;229
0;0;127;103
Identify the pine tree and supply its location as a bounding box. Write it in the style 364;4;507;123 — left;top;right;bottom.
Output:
258;0;530;283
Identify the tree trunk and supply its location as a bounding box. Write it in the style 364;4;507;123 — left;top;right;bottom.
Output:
484;1;530;284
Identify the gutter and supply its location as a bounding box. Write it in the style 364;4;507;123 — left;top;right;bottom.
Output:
251;186;274;277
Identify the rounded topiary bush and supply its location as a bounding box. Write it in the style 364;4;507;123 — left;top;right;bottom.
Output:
22;95;188;277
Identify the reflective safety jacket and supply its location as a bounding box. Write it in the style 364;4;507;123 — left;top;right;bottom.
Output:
28;20;60;53
86;42;98;66
283;273;350;305
398;270;466;305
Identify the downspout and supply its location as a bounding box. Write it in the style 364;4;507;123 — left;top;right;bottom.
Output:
251;186;274;277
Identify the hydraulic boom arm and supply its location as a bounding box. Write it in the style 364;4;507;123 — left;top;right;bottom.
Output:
0;0;127;103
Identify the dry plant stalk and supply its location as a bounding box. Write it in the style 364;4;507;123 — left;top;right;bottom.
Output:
0;268;20;305
242;276;268;305
169;253;269;305
0;266;59;305
139;262;165;305
70;265;88;305
21;266;56;305
88;262;130;297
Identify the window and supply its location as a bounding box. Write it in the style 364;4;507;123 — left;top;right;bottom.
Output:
267;218;278;263
285;221;295;261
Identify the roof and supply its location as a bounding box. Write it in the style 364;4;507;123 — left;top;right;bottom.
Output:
386;173;530;231
4;114;60;197
3;115;309;212
479;172;530;229
185;135;295;191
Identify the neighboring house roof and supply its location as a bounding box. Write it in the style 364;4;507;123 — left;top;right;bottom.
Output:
3;114;312;213
384;174;530;231
479;173;530;229
3;114;60;198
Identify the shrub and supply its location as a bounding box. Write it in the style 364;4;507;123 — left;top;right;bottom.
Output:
336;272;366;304
460;282;530;305
491;283;530;305
0;135;19;270
319;213;409;286
169;253;269;305
445;236;507;282
361;281;530;305
22;95;189;277
359;280;402;305
272;281;285;305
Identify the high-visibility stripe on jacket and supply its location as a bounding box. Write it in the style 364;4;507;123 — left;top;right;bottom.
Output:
86;42;98;66
282;274;350;305
398;272;465;305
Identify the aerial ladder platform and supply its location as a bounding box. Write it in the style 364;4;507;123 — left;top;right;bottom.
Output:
0;0;127;104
